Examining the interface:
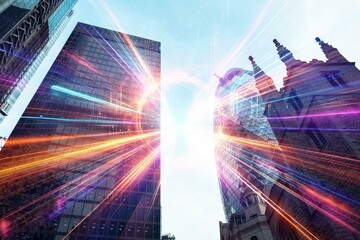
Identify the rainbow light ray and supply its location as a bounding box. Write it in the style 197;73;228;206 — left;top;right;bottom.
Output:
0;131;159;182
51;85;146;115
62;145;160;239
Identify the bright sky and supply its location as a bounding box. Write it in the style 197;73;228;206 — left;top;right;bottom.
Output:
1;1;360;239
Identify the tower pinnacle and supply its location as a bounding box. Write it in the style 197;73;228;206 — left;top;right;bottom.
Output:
248;55;276;96
315;37;348;63
249;55;255;65
273;39;295;66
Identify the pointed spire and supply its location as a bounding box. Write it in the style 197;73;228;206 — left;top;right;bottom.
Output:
315;37;348;63
315;37;324;46
248;55;276;95
249;55;255;65
273;39;295;66
249;55;261;78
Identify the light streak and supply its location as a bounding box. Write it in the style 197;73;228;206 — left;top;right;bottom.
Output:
78;23;137;79
252;152;360;205
215;0;275;75
2;139;160;235
272;127;360;132
223;143;360;225
20;116;141;124
0;10;163;239
266;109;360;120
144;181;161;221
98;0;156;86
0;131;159;182
254;68;360;106
66;52;99;74
87;25;141;79
216;133;360;234
62;146;160;239
51;85;146;115
217;132;360;170
221;157;319;240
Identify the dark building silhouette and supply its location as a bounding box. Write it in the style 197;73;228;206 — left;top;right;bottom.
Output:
249;38;360;239
216;38;360;240
0;0;77;123
0;22;161;239
161;233;175;240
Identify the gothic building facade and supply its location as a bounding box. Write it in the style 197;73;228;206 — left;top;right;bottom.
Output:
250;38;360;239
217;38;360;240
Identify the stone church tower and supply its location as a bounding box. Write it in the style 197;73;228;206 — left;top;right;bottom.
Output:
250;38;360;239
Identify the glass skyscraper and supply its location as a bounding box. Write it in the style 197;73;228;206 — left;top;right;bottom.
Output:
0;22;161;239
0;0;77;124
214;68;279;221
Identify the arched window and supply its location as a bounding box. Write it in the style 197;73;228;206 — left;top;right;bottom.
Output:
250;236;258;240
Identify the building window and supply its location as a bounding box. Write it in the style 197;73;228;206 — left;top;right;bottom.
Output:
287;89;303;115
251;236;259;240
246;194;259;206
305;120;326;150
320;71;347;87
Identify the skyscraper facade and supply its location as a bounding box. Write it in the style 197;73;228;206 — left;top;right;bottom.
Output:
214;68;281;239
0;0;77;124
0;22;161;240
